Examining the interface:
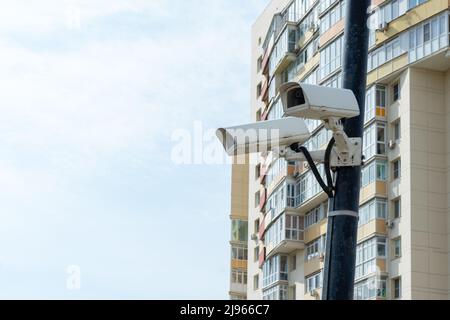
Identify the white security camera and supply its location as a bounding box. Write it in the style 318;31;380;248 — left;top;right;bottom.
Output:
279;82;360;120
216;117;310;156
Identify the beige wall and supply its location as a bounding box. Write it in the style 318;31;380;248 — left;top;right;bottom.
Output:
231;158;250;219
408;68;449;299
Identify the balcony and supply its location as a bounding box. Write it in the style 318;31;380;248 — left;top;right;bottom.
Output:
305;256;324;278
271;52;296;77
231;259;247;270
305;219;328;243
269;26;297;77
375;0;449;46
264;213;305;258
360;181;387;204
367;54;408;86
230;283;247;294
319;18;344;48
358;219;387;242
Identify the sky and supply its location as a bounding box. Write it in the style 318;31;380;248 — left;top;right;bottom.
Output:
0;0;268;299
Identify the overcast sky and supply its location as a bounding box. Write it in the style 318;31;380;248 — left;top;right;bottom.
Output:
0;0;267;299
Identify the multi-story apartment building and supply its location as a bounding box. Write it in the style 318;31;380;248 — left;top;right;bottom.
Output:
228;0;450;300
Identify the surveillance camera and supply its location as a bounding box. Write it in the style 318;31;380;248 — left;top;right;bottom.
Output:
216;117;310;156
279;82;360;120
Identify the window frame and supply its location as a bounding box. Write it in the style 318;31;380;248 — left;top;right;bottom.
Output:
393;277;401;299
393;82;400;102
393;237;402;259
393;198;401;219
393;159;401;180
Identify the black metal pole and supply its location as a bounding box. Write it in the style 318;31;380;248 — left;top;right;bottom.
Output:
322;0;370;300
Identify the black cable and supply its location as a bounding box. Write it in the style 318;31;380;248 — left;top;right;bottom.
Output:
324;137;336;196
290;143;334;198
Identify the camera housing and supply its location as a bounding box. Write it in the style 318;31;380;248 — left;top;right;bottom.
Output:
279;82;359;120
216;117;310;156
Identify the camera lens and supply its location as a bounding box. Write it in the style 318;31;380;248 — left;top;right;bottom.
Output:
287;88;305;108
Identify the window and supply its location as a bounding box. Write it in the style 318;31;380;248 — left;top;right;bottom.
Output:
255;191;261;208
355;237;386;280
254;246;259;262
359;198;388;226
254;219;260;233
287;37;319;81
393;82;400;102
255;164;261;179
361;160;387;187
320;0;340;14
297;3;319;38
285;215;304;241
408;0;427;10
394;120;401;140
319;36;343;80
303;127;333;151
257;83;262;98
269;26;297;77
262;255;288;288
305;272;322;293
302;68;319;86
291;255;297;271
393;198;401;219
393;159;401;180
266;180;290;217
264;213;304;248
365;85;386;123
287;183;296;208
409;12;448;63
265;157;287;188
296;164;327;206
363;122;386;160
375;0;406;25
368;37;403;71
231;245;248;260
305;203;327;228
231;269;247;285
231;220;248;242
393;238;402;258
254;274;260;290
354;276;387;300
322;72;342;88
320;1;344;33
306;235;326;261
267;97;283;121
263;284;288;300
393;277;401;299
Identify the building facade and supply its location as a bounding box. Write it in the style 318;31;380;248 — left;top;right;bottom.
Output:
228;0;450;300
